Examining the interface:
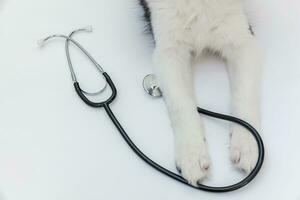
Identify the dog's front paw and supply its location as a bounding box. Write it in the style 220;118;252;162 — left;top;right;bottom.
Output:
176;140;211;186
230;126;259;173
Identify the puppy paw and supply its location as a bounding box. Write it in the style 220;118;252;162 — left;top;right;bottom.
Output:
230;126;259;173
176;140;211;186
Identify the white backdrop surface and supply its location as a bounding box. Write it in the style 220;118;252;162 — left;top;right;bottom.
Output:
0;0;299;199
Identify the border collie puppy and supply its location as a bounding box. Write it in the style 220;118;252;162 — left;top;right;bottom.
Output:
139;0;262;186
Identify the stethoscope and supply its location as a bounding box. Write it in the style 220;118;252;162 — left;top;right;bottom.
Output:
39;27;265;193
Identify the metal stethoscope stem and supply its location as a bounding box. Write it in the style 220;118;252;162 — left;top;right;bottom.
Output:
39;27;107;96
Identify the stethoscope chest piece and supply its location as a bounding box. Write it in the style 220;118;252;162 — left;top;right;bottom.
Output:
143;74;163;97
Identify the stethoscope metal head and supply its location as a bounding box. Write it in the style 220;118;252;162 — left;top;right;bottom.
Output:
143;74;163;97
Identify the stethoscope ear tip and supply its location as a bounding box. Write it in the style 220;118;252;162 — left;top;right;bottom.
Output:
37;39;46;48
82;25;93;32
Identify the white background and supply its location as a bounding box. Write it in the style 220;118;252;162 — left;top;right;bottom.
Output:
0;0;299;199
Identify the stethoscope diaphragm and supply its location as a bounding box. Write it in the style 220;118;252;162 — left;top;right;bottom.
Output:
143;74;163;97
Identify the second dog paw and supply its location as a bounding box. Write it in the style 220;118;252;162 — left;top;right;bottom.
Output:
176;142;211;186
230;126;259;173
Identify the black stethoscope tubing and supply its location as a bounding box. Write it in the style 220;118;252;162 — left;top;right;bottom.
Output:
75;72;265;193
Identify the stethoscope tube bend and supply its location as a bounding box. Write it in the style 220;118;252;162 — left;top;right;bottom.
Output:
40;27;265;193
74;73;117;107
75;73;265;192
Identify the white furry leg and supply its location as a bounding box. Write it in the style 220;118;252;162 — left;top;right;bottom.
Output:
225;38;263;173
153;47;210;186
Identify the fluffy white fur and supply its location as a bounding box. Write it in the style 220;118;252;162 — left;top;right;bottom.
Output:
145;0;263;186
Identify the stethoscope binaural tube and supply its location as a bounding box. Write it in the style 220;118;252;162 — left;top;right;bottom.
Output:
40;27;265;193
